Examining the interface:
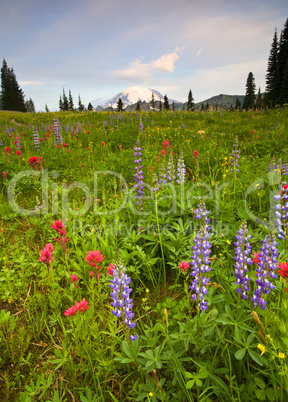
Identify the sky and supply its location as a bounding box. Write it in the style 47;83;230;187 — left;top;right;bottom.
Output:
0;0;287;111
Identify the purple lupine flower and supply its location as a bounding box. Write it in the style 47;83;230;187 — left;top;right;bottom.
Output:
139;119;144;132
230;136;240;173
251;234;278;309
33;130;40;151
189;200;212;310
15;137;20;150
158;162;167;185
234;220;252;299
176;150;186;184
282;162;288;176
53;119;61;144
274;182;288;240
133;139;144;208
167;152;176;183
151;172;159;192
110;263;137;341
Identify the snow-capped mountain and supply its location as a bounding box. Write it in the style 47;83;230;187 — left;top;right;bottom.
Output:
101;86;173;109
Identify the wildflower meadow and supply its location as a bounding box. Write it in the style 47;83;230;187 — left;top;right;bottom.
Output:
0;108;288;401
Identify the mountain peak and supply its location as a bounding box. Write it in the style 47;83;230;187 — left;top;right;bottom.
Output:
102;86;170;109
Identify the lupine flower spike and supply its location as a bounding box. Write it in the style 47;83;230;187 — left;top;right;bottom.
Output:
190;200;212;310
274;182;288;251
133;139;144;209
110;253;137;341
231;136;240;174
234;220;253;299
176;149;186;184
251;233;278;309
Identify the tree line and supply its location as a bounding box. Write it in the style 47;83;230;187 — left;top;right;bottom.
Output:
0;16;287;112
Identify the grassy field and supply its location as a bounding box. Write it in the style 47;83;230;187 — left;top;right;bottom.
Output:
0;108;288;401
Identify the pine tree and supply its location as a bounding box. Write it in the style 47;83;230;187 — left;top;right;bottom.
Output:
163;94;169;110
277;18;288;105
25;98;36;112
87;102;93;111
116;98;124;112
59;95;63;111
78;95;84;111
187;89;195;111
206;102;209;110
235;98;241;110
68;90;74;111
242;72;256;110
0;59;26;111
136;100;141;111
62;89;69;111
265;30;279;107
45;104;49;112
172;101;175;111
159;99;162;111
255;88;263;110
151;92;155;109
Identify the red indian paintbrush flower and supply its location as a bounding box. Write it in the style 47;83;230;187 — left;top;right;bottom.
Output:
86;250;105;267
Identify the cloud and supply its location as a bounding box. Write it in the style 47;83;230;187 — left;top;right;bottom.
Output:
112;48;183;82
20;81;43;85
196;49;202;57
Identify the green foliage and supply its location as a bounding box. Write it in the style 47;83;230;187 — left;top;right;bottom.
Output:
0;59;26;112
0;108;287;400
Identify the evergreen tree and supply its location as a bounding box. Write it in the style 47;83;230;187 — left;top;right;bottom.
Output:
59;95;63;111
201;104;204;111
78;95;84;111
116;98;124;112
187;89;195;111
163;94;169;110
159;99;162;111
242;72;256;110
277;18;288;105
235;98;241;110
265;30;279;107
45;104;49;112
280;59;288;104
151;92;155;108
136;100;141;111
206;102;209;110
25;98;36;112
172;101;175;111
68;90;74;111
62;89;69;111
0;59;26;111
255;88;263;110
87;102;93;111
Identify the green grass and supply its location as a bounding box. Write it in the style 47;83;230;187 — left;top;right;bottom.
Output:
0;108;288;401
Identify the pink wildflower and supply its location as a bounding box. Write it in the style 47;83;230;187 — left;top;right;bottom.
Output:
39;243;54;270
75;298;89;312
64;305;78;316
71;274;79;288
107;263;115;275
86;250;105;267
179;261;190;273
52;220;65;233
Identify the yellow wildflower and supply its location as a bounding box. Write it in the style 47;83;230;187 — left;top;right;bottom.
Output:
149;392;153;397
258;344;265;355
278;353;285;359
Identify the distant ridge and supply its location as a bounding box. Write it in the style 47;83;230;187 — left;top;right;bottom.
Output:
195;94;245;109
90;90;245;111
